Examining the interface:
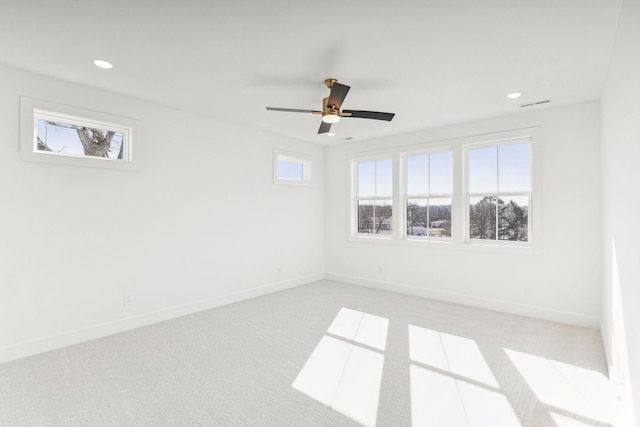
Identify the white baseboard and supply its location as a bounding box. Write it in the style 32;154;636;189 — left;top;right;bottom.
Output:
325;273;600;329
0;273;324;364
1;272;600;364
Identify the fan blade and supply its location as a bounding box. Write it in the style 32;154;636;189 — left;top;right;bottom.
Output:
266;107;321;114
318;121;332;134
342;110;395;121
327;83;350;110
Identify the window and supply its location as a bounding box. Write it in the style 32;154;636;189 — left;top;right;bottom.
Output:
349;127;539;250
274;150;311;185
466;140;531;242
405;150;453;239
20;97;140;170
34;111;128;160
354;157;393;236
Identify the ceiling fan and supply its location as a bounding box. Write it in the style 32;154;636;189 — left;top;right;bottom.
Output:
266;78;395;134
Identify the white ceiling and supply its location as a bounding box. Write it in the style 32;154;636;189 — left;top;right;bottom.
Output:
0;0;622;145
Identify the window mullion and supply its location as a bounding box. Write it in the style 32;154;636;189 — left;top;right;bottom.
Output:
495;195;499;241
374;161;378;199
428;151;434;238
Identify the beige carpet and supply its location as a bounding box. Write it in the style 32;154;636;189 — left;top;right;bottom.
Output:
0;280;618;426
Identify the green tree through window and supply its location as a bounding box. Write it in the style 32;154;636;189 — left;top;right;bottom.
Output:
467;142;531;242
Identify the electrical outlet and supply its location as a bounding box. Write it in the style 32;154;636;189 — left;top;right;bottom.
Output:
277;267;282;275
123;295;132;306
378;266;384;274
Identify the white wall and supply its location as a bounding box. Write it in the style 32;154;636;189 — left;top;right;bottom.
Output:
0;64;325;363
601;0;640;424
325;102;602;328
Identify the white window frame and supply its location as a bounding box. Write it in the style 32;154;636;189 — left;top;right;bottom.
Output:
347;127;541;253
273;149;312;185
462;133;538;247
350;153;395;240
402;147;455;241
19;97;141;171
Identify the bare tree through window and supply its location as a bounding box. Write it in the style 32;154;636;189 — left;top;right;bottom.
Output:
37;119;124;159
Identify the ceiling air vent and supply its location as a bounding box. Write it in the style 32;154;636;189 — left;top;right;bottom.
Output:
520;99;551;108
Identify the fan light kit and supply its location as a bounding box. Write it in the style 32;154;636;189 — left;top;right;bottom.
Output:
322;114;340;124
266;78;394;134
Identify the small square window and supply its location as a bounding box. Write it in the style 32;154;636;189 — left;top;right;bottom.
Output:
277;158;304;181
274;150;311;185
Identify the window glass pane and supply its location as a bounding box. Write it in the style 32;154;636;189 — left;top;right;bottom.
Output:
358;200;392;234
374;200;393;235
429;151;453;195
498;195;529;241
407;199;429;237
469;196;497;240
277;159;304;181
407;154;429;195
375;159;393;197
498;142;531;192
428;197;451;238
468;146;497;193
37;118;125;159
358;161;376;197
357;200;375;233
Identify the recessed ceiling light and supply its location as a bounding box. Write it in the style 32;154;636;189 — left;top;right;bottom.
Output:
327;132;335;136
93;59;113;69
507;92;522;99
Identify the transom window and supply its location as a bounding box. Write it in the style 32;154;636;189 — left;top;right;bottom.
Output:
466;141;531;242
355;158;393;236
19;97;140;171
274;150;311;185
405;150;453;239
